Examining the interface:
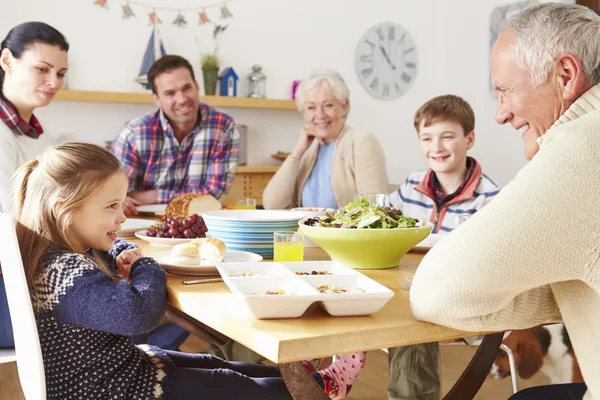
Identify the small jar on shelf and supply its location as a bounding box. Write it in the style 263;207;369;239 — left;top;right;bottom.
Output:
247;65;266;98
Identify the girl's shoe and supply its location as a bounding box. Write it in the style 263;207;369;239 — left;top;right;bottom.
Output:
317;352;366;399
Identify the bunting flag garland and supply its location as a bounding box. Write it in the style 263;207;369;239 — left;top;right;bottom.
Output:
148;10;162;25
122;3;135;19
94;0;109;8
199;10;211;25
94;1;234;28
220;4;233;19
173;12;187;28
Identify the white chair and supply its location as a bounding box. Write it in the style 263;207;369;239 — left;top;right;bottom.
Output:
469;337;519;394
0;212;46;399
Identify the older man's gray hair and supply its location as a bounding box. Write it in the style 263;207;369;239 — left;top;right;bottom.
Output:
294;69;350;112
502;3;600;87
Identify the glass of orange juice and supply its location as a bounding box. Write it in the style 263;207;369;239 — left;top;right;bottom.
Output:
273;231;304;262
233;198;257;210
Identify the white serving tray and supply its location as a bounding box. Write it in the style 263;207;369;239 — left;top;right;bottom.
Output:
217;261;394;319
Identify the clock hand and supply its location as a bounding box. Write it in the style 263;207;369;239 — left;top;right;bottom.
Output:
379;46;396;70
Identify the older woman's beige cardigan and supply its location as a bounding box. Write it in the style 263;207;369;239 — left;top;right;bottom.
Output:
262;125;389;209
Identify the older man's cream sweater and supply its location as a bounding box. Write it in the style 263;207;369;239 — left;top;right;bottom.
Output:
411;84;600;400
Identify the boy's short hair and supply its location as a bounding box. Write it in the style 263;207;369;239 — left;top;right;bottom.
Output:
148;55;195;95
413;95;474;136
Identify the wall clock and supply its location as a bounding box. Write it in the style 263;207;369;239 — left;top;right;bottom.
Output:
354;22;418;100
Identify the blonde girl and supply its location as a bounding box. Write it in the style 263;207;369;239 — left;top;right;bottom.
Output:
13;142;364;400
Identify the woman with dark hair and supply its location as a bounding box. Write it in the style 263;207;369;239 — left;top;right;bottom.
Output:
0;21;68;349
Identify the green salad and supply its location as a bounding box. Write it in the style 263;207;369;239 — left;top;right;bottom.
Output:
303;198;419;229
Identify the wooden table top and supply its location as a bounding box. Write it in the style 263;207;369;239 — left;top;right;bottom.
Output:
132;239;488;364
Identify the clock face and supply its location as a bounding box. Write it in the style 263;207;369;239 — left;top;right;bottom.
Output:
354;22;418;100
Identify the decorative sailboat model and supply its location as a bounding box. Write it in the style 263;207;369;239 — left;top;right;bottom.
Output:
135;26;167;90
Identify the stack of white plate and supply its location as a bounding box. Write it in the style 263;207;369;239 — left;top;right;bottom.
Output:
201;210;304;258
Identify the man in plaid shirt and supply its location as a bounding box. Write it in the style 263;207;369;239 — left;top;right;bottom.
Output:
111;55;239;216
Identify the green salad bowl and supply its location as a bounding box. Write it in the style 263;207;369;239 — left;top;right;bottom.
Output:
298;218;433;270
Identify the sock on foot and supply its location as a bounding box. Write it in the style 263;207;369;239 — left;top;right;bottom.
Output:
317;352;366;399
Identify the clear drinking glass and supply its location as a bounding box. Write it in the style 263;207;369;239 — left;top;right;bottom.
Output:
356;193;390;207
233;198;257;210
273;231;304;262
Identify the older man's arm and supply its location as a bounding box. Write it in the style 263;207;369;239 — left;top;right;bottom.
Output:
408;142;599;331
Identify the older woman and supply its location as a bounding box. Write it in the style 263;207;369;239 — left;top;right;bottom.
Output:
0;21;68;349
263;70;389;210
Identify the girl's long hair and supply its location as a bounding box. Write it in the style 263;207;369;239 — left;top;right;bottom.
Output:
13;142;123;287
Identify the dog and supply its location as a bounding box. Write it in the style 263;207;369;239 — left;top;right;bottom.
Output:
489;324;583;384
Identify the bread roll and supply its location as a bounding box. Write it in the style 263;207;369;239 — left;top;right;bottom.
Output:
171;243;201;265
166;194;222;217
199;238;227;264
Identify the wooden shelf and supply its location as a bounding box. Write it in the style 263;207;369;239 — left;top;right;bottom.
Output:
54;90;298;110
236;165;280;173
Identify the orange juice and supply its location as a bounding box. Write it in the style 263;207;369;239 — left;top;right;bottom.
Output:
232;204;256;210
235;198;257;210
273;241;304;262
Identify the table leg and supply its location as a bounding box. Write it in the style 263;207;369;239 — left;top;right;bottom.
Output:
442;332;503;400
280;333;503;400
279;362;329;400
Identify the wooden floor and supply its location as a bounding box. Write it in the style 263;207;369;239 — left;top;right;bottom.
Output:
0;334;550;400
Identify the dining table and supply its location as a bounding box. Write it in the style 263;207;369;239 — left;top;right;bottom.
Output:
130;237;503;400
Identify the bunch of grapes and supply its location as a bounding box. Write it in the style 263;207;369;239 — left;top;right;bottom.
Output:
145;214;208;238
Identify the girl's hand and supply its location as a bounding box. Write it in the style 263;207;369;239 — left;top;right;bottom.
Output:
116;248;144;279
290;124;316;160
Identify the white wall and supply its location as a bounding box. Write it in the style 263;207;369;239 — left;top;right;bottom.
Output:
0;0;574;186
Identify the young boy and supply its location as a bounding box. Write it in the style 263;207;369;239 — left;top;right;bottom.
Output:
387;94;500;400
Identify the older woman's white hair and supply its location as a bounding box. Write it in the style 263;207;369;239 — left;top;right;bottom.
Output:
502;3;600;87
295;69;350;112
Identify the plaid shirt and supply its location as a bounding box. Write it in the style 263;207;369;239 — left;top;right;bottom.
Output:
431;157;477;208
0;96;44;138
110;103;239;203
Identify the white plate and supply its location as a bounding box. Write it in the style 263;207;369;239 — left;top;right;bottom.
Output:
134;230;197;247
136;204;167;215
412;233;442;252
152;250;263;275
117;219;157;237
201;210;304;222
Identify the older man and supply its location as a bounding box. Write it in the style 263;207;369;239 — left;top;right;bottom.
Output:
111;55;239;216
411;4;600;400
